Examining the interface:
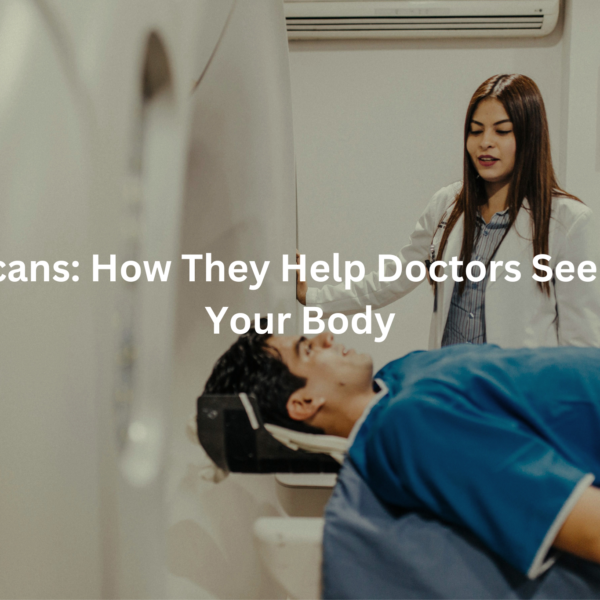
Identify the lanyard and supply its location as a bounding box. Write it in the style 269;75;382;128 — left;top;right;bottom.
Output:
429;216;512;313
426;220;446;312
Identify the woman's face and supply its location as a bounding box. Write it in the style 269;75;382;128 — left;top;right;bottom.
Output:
466;98;516;186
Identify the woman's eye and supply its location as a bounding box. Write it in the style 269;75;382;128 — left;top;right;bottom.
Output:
469;130;482;135
496;130;513;135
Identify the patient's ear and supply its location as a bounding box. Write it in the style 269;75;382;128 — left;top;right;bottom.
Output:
286;391;325;422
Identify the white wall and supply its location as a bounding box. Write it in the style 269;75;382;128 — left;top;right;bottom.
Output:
290;19;567;371
560;0;600;216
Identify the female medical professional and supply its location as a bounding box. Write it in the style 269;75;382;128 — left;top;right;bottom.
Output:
297;74;600;349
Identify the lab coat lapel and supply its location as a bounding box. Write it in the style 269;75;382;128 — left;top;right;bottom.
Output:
440;216;463;323
486;200;532;290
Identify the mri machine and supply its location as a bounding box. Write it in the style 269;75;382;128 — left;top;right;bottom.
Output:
4;1;600;599
0;1;305;598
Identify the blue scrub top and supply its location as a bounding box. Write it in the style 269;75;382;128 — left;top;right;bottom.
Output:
348;344;600;577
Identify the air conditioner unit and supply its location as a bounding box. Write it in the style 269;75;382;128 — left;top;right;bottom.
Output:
284;0;560;40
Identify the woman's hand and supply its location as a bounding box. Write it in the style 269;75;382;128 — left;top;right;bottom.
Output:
296;250;307;305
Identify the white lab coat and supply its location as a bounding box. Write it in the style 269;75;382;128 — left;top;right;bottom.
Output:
306;181;600;349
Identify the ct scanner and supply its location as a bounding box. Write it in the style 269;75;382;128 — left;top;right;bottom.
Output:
8;1;599;598
0;1;304;597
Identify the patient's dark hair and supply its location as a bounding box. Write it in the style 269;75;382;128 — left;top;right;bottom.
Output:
203;322;322;433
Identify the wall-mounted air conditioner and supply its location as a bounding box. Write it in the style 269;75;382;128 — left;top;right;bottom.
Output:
284;0;560;40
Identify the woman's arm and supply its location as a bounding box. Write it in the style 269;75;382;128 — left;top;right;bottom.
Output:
298;182;459;316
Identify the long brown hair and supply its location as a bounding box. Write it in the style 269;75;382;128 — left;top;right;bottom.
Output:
436;74;580;295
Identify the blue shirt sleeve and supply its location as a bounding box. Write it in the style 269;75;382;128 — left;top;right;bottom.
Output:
362;395;591;577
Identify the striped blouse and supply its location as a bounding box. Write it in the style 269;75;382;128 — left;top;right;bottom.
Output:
441;209;510;346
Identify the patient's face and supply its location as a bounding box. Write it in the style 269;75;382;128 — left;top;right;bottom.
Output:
267;332;373;401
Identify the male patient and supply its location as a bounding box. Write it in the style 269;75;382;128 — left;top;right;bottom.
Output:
203;327;600;579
